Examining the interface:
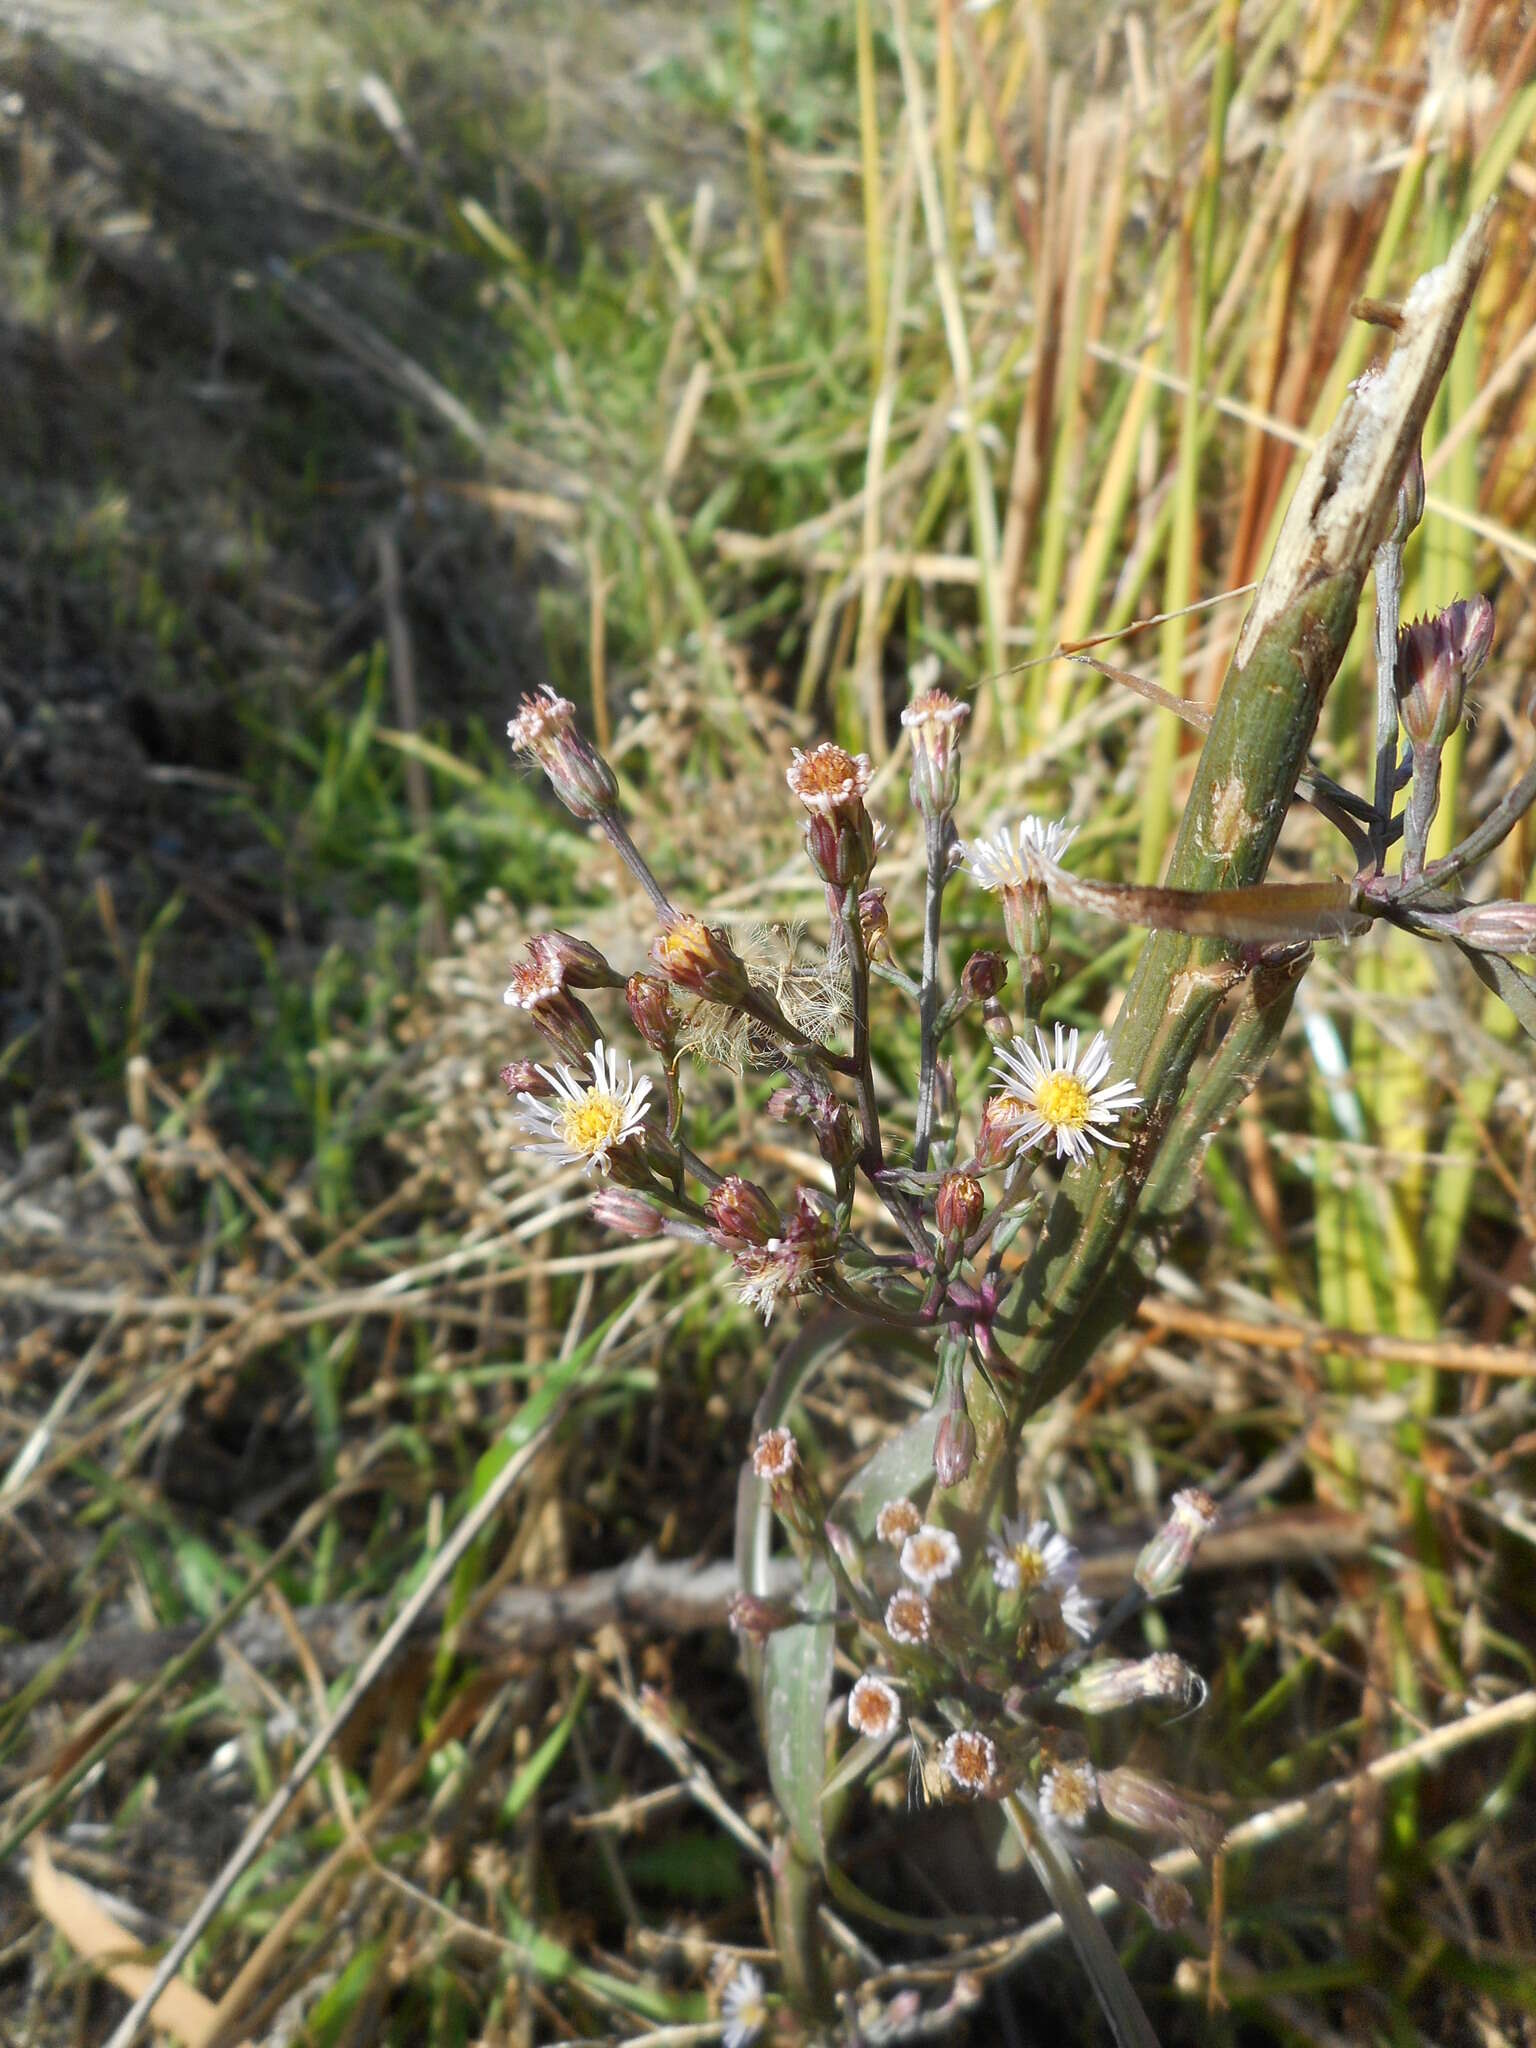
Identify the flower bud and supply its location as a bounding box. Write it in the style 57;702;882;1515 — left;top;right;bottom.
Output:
975;1092;1028;1170
1076;1839;1193;1931
706;1175;781;1248
507;687;619;820
503;961;602;1064
1061;1653;1204;1715
813;1099;860;1173
933;1404;976;1488
650;914;753;1006
858;887;890;959
500;1059;549;1096
1449;900;1536;956
727;1591;796;1644
960;951;1008;1002
1134;1488;1218;1598
1391;442;1426;545
1097;1767;1225;1857
589;1187;665;1239
528;929;621;990
1395;595;1495;748
625;972;680;1054
900;687;970;817
935;1172;984;1241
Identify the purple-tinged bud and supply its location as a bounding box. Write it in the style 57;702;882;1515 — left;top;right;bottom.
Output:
706;1175;781;1249
650;914;753;1006
900;687;970;817
727;1591;795;1644
1097;1767;1225;1857
625;972;680;1054
813;1099;860;1173
764;1084;803;1122
507;687;620;820
1061;1653;1205;1715
975;1092;1029;1170
858;887;890;959
960;950;1008;1002
1395;596;1495;748
933;1405;976;1489
589;1187;665;1239
527;929;622;991
500;1059;550;1097
1447;900;1536;956
935;1172;984;1242
1134;1488;1218;1598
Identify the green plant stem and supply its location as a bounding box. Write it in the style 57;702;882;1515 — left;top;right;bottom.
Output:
912;807;950;1169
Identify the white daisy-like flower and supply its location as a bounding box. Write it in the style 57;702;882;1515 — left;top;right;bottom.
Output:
875;1498;922;1547
1059;1583;1099;1640
721;1961;769;2048
847;1674;903;1741
1039;1759;1098;1830
940;1729;998;1796
988;1516;1079;1596
513;1039;651;1175
964;816;1078;891
899;1524;962;1590
884;1590;933;1644
989;1024;1141;1166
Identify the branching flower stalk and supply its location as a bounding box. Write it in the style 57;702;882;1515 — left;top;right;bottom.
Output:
496;210;1530;2044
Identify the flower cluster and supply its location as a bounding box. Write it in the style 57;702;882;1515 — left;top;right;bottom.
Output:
746;1425;1224;1933
503;680;1145;1403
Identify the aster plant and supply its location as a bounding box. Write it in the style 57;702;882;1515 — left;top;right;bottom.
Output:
496;214;1533;2042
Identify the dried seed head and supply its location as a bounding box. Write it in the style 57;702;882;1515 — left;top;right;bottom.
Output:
506;687;619;820
899;1524;963;1590
875;1499;922;1546
847;1673;903;1740
940;1729;998;1797
884;1589;933;1645
706;1176;781;1249
731;1189;835;1323
589;1187;665;1239
1134;1487;1219;1598
751;1427;799;1483
1039;1759;1098;1830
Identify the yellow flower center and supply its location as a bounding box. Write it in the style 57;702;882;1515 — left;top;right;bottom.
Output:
1011;1542;1047;1592
1034;1071;1091;1130
560;1090;628;1156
